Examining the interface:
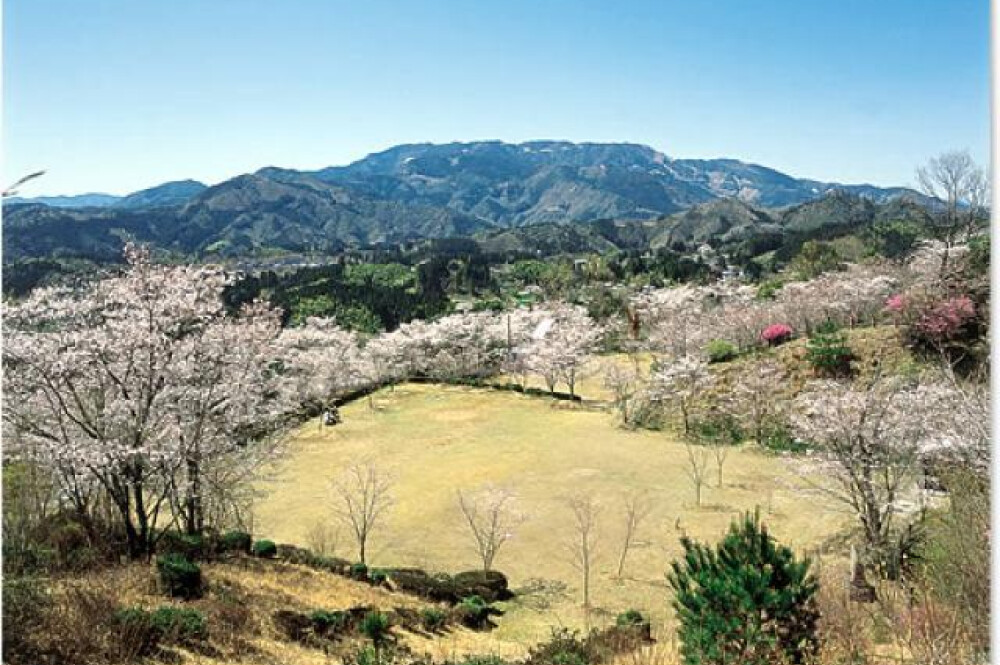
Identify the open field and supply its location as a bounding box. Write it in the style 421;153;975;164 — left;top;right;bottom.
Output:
255;374;853;655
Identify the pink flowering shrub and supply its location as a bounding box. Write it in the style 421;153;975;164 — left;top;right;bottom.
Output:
761;323;793;346
884;293;908;313
912;295;976;344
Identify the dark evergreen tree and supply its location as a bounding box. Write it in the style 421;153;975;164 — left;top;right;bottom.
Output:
667;510;819;665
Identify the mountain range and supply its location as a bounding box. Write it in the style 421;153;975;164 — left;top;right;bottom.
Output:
2;140;926;263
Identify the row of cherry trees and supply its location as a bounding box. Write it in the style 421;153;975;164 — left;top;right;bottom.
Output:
284;301;604;402
3;246;605;557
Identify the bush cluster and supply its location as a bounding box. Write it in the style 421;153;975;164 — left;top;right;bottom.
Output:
615;609;647;628
310;608;348;635
420;607;448;632
156;553;203;600
156;531;208;561
251;539;277;558
524;628;601;665
455;595;492;629
218;530;253;554
760;421;808;454
704;339;737;364
115;606;207;655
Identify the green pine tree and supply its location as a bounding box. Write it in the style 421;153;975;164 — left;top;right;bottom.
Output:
667;510;819;665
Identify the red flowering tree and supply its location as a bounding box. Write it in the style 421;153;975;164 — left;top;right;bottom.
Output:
761;323;794;346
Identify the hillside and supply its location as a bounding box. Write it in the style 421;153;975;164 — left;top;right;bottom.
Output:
2;141;925;264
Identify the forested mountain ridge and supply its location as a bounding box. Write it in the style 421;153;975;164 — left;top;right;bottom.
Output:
2;140;924;263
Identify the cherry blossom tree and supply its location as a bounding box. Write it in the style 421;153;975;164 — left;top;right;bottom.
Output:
603;360;643;424
521;303;602;396
3;245;288;555
632;285;708;357
791;373;930;561
730;359;786;444
648;354;712;433
277;317;366;424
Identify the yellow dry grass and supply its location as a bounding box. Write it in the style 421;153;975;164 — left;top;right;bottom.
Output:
66;558;501;665
255;371;853;655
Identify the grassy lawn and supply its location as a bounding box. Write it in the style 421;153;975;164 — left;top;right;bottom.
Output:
255;379;851;656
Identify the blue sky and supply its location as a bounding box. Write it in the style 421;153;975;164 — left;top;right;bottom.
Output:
2;0;990;195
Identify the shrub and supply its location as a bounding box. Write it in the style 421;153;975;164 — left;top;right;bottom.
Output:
350;562;370;580
908;295;984;367
310;609;348;635
114;606;207;655
156;554;203;599
420;607;448;632
760;323;793;346
885;293;907;314
525;628;597;665
308;554;351;575
668;510;819;665
251;539;277;558
2;577;51;662
760;422;809;454
912;295;977;343
624;396;664;430
805;323;853;377
276;543;313;564
704;340;737;364
218;530;252;554
360;610;391;646
369;569;388;586
455;657;508;665
615;609;647;627
149;606;208;643
462;594;486;608
455;595;492;629
755;279;784;301
115;607;162;657
691;413;743;445
157;530;207;560
29;511;98;572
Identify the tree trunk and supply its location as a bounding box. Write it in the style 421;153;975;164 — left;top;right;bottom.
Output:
185;456;203;535
133;479;152;559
